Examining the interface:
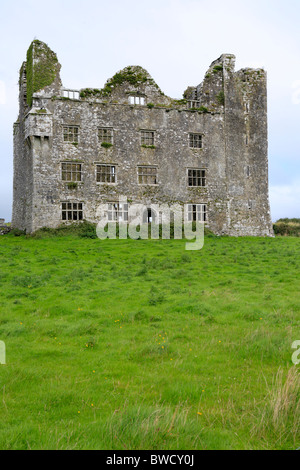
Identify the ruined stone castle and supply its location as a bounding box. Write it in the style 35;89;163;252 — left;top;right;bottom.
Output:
12;40;273;236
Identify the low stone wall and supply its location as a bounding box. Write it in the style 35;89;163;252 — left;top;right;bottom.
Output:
0;220;11;235
0;226;10;235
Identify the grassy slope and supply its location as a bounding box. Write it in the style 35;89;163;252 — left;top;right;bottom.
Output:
0;234;299;450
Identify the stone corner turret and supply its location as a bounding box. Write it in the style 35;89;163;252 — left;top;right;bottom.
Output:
24;39;62;107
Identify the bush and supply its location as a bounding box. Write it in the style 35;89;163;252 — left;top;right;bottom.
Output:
9;228;24;236
31;221;97;239
29;222;217;240
273;219;300;237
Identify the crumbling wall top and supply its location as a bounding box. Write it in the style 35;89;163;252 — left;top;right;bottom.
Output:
26;40;61;106
79;65;171;106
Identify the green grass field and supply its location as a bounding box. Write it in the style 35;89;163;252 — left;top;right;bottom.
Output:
0;231;299;450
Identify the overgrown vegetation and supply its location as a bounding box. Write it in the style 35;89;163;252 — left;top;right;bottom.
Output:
0;233;299;449
80;66;162;99
273;218;300;237
172;99;188;106
216;90;225;106
212;65;223;73
35;108;47;114
29;221;98;239
189;106;209;113
141;144;156;149
23;222;215;241
26;40;59;107
101;142;113;149
66;182;78;190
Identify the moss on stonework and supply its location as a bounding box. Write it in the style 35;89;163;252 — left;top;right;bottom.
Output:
26;40;59;107
35;108;47;114
141;144;156;149
216;90;225;105
188;106;209;113
66;182;78;190
80;66;163;98
80;88;101;98
212;65;223;73
172;99;187;106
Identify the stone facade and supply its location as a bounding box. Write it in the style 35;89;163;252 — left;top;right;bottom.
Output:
12;40;273;236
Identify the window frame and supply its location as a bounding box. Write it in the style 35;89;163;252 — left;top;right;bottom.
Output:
189;133;203;149
62;90;80;100
187;100;201;109
98;127;114;145
187;168;206;187
186;204;207;222
129;95;146;105
61;162;82;182
107;202;128;222
137;165;158;185
63;126;79;144
140;130;155;147
61;202;83;221
96;164;116;184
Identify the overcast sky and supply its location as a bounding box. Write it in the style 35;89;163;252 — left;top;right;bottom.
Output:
0;0;299;222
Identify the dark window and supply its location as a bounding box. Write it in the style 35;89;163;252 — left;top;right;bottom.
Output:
188;169;206;187
189;133;202;149
62;202;83;221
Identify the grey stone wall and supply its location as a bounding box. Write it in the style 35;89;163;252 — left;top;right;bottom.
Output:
12;40;273;236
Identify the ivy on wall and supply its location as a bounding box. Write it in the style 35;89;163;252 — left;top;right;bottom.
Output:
80;66;163;99
26;40;59;106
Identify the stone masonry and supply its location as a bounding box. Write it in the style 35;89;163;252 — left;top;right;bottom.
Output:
12;40;273;236
0;219;10;235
